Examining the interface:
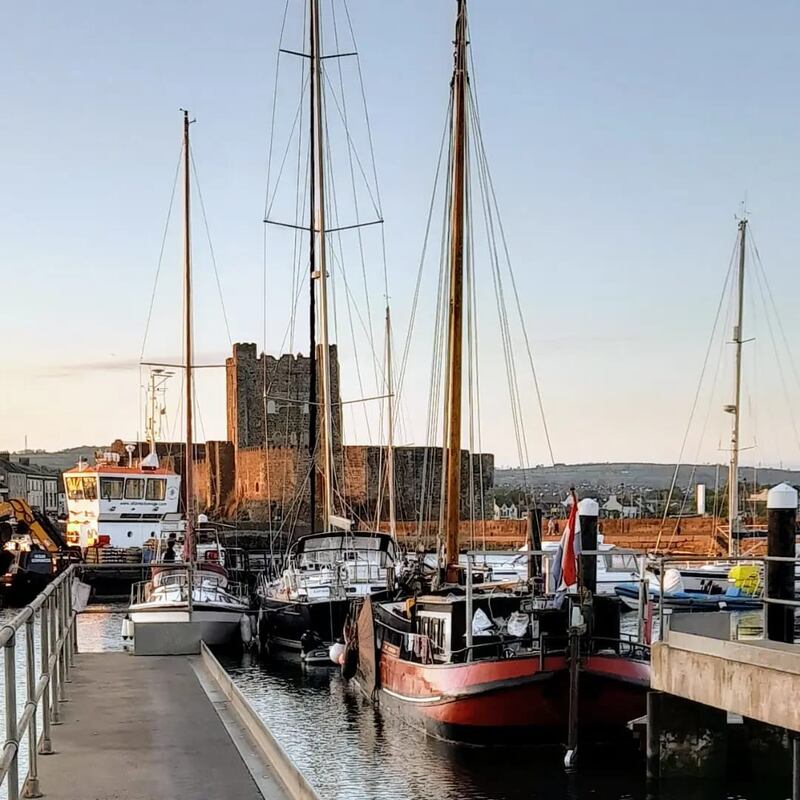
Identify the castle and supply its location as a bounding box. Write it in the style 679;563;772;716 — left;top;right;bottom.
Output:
191;342;494;529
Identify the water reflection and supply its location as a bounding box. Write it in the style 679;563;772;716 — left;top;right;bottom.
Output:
76;605;127;652
220;611;792;800
223;651;655;800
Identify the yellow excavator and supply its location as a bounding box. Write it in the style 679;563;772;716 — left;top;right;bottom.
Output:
0;498;81;606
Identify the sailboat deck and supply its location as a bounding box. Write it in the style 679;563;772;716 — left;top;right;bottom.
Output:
35;652;287;799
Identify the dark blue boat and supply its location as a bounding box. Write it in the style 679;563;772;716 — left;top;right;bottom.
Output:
614;582;762;611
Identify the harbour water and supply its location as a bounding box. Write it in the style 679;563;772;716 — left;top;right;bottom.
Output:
1;607;793;800
220;647;791;800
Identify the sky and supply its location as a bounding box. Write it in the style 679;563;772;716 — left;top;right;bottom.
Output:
1;1;800;468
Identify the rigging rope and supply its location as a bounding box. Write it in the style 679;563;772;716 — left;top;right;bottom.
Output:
140;145;183;361
189;149;233;347
466;32;557;474
654;236;738;552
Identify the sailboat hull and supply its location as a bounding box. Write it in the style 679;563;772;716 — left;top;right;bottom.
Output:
259;596;352;661
369;648;648;744
129;604;247;653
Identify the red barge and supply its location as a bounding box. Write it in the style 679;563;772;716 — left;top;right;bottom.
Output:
354;592;650;745
346;0;650;748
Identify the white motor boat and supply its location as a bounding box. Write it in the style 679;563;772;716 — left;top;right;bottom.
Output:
128;560;249;648
446;538;642;595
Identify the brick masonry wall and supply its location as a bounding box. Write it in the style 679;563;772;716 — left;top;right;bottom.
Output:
204;442;494;525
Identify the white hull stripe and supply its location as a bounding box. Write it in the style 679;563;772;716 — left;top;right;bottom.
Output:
381;688;443;705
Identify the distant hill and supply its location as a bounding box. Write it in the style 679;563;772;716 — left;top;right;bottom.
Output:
8;447;800;491
7;446;99;472
495;462;800;491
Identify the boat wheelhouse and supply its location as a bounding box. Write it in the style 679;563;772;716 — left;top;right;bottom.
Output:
257;530;397;661
278;531;398;600
64;454;181;550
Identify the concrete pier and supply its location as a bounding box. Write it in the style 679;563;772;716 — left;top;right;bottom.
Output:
35;653;291;800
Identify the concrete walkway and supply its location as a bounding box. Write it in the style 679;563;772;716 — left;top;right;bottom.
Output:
36;653;273;800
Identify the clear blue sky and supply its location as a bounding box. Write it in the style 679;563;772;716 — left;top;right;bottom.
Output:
2;1;799;468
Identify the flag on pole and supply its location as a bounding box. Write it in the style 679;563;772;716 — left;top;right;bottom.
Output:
551;488;581;592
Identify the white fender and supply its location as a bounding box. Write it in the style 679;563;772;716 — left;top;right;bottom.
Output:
240;614;252;645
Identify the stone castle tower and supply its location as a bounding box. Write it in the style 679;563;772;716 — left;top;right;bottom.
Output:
225;343;342;453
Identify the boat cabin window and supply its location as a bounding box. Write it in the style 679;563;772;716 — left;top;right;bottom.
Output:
605;553;638;572
296;534;395;569
418;615;447;655
67;477;97;501
100;478;124;500
124;479;145;500
66;477;84;501
145;478;166;501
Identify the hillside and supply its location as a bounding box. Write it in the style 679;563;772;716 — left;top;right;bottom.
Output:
6;446;99;472
6;446;800;492
495;462;800;491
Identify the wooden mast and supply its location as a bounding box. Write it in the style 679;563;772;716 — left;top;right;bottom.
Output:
309;0;335;531
728;216;747;556
442;0;468;572
181;108;195;567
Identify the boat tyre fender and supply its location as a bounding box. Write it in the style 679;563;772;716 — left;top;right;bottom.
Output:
258;610;270;659
341;640;358;681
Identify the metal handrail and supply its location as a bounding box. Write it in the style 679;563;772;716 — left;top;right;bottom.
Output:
1;563;78;799
656;554;800;642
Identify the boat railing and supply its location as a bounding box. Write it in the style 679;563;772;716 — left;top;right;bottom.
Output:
130;574;248;605
590;636;650;661
375;612;566;665
656;554;800;643
1;563;78;800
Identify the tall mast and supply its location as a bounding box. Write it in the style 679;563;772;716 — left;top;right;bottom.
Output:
309;0;335;530
385;305;397;540
728;217;747;556
181;108;195;564
307;0;318;532
442;0;468;571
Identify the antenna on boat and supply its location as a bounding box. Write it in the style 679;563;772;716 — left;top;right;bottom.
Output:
145;368;173;458
180;107;196;573
441;0;468;579
727;214;748;557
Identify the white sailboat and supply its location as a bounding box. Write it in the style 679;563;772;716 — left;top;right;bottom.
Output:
127;111;249;653
254;0;396;662
646;216;799;599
